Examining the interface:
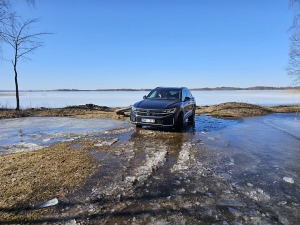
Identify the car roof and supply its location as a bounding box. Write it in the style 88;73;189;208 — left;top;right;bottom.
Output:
155;87;186;90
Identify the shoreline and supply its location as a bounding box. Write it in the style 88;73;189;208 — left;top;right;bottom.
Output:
1;86;300;92
0;102;299;120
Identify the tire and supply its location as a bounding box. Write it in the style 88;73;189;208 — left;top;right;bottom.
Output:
188;108;195;123
174;113;183;131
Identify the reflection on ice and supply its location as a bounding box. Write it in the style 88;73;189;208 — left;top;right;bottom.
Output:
194;115;240;133
0;117;127;154
196;113;300;219
262;113;300;140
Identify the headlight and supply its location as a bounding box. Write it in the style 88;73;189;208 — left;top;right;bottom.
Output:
163;108;177;114
131;106;137;112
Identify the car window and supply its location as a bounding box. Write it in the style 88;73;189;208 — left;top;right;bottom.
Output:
147;89;181;100
147;90;158;98
181;89;187;101
186;89;192;98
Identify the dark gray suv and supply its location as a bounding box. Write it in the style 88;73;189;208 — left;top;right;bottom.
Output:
130;87;196;130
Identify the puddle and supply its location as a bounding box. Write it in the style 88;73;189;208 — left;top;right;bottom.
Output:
194;114;240;133
0;117;127;154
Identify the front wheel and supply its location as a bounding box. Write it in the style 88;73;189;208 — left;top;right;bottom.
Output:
188;108;195;123
174;113;183;131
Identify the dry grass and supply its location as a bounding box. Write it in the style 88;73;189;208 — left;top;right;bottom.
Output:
0;103;300;121
0;106;129;120
196;102;300;119
0;141;97;221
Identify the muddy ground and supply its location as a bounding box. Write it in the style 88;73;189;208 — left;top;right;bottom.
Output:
0;102;299;224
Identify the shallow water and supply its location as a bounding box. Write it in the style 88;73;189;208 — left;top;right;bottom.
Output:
195;113;300;222
96;113;300;224
0;117;127;154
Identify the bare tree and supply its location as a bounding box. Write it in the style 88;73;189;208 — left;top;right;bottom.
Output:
0;0;13;44
287;31;300;84
1;17;49;110
287;0;300;84
1;0;33;42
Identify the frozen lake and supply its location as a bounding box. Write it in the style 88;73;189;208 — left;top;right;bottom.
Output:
0;90;300;108
0;117;127;155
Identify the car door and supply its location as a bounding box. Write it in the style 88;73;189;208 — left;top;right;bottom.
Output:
181;88;190;121
185;89;195;119
186;89;195;111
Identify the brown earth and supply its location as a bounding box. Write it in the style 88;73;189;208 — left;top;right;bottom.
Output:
195;102;300;119
0;102;300;120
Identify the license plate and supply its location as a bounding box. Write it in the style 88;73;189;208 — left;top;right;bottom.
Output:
141;118;155;123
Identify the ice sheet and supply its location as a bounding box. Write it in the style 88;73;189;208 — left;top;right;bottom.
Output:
0;117;127;154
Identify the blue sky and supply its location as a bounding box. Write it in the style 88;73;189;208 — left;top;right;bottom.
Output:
0;0;294;90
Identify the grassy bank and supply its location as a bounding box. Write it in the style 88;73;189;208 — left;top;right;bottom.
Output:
196;102;300;119
0;140;97;221
0;102;299;120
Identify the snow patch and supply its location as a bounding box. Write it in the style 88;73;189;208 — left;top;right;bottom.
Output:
125;147;167;186
0;143;44;154
171;142;192;172
283;177;294;184
38;198;59;208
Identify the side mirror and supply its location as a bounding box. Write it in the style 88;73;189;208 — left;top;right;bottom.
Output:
143;95;147;99
184;96;190;102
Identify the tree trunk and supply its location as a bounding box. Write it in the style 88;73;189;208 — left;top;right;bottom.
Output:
14;62;20;111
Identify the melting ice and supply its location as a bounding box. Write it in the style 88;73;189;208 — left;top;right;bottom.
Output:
0;117;127;154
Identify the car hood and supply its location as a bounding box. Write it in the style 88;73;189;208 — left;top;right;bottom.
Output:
135;99;181;109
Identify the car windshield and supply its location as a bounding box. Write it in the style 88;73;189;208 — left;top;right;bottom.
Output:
146;89;181;100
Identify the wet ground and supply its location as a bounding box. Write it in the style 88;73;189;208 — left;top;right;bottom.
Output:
1;113;300;224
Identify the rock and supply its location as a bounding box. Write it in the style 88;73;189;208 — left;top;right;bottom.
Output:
94;138;118;147
115;106;131;115
283;177;294;184
39;198;58;208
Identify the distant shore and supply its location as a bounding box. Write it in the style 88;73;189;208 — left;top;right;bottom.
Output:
1;86;300;92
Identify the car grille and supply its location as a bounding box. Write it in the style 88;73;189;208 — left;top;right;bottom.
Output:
134;109;173;117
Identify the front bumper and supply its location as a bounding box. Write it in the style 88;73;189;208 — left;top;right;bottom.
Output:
130;110;177;127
